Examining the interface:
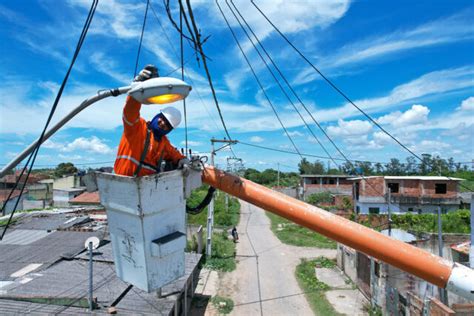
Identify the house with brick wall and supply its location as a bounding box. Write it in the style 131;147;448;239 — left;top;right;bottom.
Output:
300;174;354;195
350;176;464;214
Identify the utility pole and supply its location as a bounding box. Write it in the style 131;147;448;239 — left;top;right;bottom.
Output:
437;205;448;304
277;163;280;187
206;138;238;258
387;189;392;236
470;193;474;269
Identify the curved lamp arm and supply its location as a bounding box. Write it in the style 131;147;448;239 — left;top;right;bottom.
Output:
0;86;131;178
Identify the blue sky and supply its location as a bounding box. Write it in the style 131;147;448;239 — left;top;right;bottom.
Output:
0;0;473;172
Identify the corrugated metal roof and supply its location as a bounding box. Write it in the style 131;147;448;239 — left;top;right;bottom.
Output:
0;230;50;245
0;253;202;315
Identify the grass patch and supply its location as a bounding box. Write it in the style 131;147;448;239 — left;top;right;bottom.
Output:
0;217;17;227
295;258;342;316
211;296;234;314
203;231;236;272
187;186;240;228
267;212;336;248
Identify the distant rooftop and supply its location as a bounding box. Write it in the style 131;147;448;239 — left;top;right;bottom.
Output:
0;189;25;203
70;191;101;205
300;174;353;178
348;176;464;181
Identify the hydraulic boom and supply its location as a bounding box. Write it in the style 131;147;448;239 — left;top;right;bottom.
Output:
202;166;474;301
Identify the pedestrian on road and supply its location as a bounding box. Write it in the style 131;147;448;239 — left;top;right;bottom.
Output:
231;226;239;243
114;64;189;177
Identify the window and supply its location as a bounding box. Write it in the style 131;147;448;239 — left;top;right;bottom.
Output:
435;183;447;194
369;207;380;214
408;207;414;212
387;182;399;193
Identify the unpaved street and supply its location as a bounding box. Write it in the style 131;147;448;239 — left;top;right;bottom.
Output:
215;201;337;316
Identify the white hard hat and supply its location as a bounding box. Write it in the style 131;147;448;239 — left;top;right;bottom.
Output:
161;107;182;128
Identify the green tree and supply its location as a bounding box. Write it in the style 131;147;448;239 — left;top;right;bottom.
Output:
355;161;373;175
54;162;78;178
385;158;404;175
243;168;261;183
298;158;325;175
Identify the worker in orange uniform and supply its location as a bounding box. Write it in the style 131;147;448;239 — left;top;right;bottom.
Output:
114;65;189;177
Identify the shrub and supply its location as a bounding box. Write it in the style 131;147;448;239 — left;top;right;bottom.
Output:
306;192;333;205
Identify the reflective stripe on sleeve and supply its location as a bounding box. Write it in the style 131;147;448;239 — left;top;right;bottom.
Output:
122;114;140;127
116;155;156;172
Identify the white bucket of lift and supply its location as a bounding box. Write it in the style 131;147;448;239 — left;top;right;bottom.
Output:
96;169;201;293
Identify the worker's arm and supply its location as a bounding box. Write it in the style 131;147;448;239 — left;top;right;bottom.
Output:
122;96;142;134
162;137;185;164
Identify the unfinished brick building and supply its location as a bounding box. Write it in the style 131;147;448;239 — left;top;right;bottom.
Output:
350;176;464;214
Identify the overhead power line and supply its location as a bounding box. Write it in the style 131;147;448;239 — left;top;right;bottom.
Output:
250;0;423;163
216;0;303;159
134;0;150;77
1;0;99;240
148;1;224;134
182;0;234;142
250;0;472;192
225;0;338;167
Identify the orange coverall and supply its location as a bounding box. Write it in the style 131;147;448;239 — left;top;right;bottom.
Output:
114;96;184;177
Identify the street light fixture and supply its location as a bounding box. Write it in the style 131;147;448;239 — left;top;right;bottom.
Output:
129;77;191;105
0;77;192;178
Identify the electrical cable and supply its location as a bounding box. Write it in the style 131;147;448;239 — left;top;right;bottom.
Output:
156;0;237;155
186;186;216;214
230;0;353;169
250;0;472;192
216;0;303;160
225;0;338;168
180;6;188;157
184;0;234;142
250;0;423;163
0;0;98;240
134;0;150;77
148;1;224;134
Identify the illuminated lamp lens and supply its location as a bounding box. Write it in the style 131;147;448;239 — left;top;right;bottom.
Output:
146;94;183;104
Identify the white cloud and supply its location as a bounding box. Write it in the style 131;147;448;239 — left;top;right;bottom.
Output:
327;119;372;137
377;104;429;127
42;140;64;150
286;131;303;137
457;96;474;111
409;140;451;154
62;136;113;154
373;131;392;145
294;10;474;84
89;52;130;84
250;136;264;143
180;140;202;146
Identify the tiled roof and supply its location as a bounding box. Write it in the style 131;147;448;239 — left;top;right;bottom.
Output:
0;189;24;203
70;191;101;204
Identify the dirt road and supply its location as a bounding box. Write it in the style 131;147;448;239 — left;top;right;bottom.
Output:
216;201;337;316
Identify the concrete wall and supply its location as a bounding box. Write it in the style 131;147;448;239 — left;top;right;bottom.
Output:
23;199;48;210
53;189;84;207
356;202;460;214
53;176;80;190
2;195;25;215
336;244;357;282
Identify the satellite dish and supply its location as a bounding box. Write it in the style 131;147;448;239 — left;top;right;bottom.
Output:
84;236;100;250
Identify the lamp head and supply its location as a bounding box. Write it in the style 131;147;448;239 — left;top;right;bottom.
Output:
128;77;192;105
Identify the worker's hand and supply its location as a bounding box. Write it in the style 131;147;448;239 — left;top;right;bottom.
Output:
178;158;190;176
133;64;159;82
